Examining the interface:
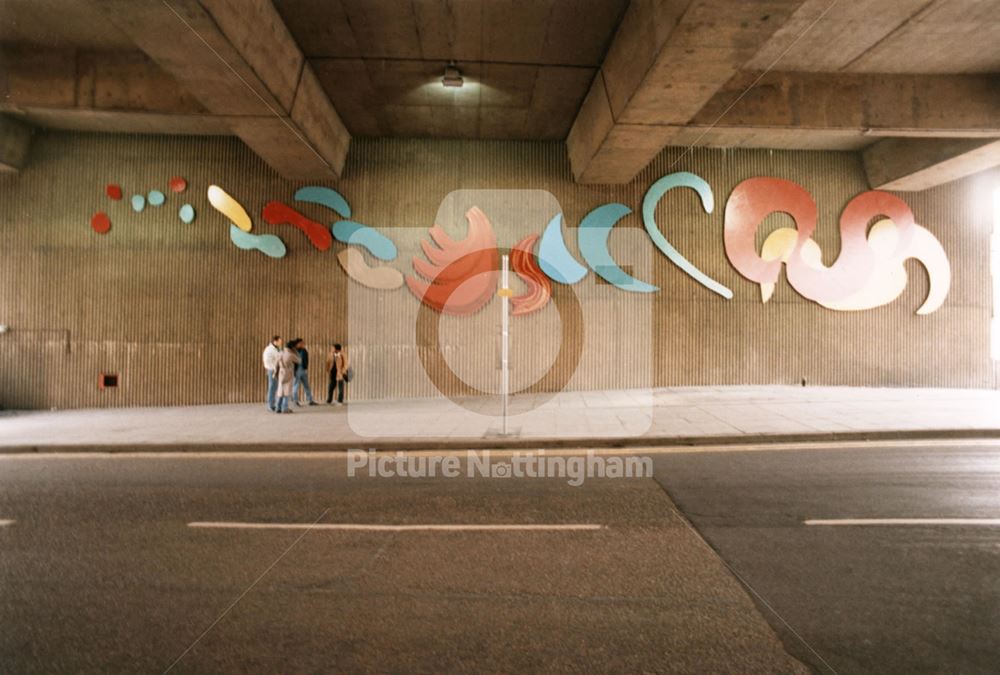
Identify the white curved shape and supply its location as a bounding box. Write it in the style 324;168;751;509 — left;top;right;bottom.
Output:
338;248;404;290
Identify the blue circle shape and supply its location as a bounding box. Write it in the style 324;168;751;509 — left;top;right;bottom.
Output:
178;204;195;224
131;194;146;212
148;190;165;206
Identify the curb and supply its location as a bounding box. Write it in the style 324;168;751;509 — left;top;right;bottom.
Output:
2;429;999;454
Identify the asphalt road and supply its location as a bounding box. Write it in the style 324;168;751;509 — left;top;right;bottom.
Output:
0;452;803;674
652;442;1000;674
1;443;998;673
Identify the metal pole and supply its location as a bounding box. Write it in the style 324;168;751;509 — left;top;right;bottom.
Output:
501;254;510;435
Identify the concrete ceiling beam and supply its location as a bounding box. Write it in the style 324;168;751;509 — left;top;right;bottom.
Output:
88;0;350;180
566;0;809;184
692;71;1000;135
0;114;34;172
862;137;1000;192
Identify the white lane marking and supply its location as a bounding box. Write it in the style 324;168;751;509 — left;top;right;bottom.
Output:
0;519;14;527
805;518;1000;526
189;522;605;532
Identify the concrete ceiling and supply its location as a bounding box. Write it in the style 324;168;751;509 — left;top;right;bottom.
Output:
0;0;998;189
274;0;630;139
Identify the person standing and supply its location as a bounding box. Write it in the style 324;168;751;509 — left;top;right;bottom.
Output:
326;343;349;406
262;335;282;412
274;341;301;414
292;338;317;406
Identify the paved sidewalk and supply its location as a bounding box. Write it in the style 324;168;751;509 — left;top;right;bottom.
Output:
2;386;999;451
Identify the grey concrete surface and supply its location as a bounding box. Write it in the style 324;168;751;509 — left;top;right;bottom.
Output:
651;442;1000;674
0;453;807;673
2;386;1000;451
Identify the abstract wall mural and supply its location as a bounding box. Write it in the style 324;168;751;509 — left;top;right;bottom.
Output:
262;201;333;251
510;233;552;316
406;206;500;316
90;171;953;316
91;177;196;235
228;224;287;258
724;177;951;314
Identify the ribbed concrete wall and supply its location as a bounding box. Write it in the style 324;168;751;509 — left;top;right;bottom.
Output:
0;132;994;409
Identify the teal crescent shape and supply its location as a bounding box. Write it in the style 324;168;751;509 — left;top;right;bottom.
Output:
294;186;352;218
642;172;733;299
578;203;658;293
538;213;587;284
229;224;286;258
332;220;397;261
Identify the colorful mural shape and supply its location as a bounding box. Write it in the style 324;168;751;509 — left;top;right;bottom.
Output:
332;221;398;261
642;172;732;299
510;234;552;316
88;169;952;317
759;217;951;314
178;204;196;224
579;203;657;293
723;178;948;313
337;248;404;290
406;206;499;316
229;224;286;259
538;213;588;284
208;185;252;232
294;186;352;218
91;212;111;234
725;178;871;302
262;201;334;251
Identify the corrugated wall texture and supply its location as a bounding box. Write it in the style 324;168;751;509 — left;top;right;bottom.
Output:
0;131;994;409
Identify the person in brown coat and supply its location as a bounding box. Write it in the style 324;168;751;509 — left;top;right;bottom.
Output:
325;343;349;405
274;340;301;413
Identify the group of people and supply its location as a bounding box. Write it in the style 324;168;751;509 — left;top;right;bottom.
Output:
262;336;350;413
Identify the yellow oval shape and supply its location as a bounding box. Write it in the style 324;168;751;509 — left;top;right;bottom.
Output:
207;185;252;232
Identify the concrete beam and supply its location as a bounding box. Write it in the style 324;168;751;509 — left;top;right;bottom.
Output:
566;0;808;184
0;114;34;172
0;45;240;134
692;71;1000;135
90;0;350;179
863;138;1000;192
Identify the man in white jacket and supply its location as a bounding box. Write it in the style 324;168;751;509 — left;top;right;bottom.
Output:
262;335;283;411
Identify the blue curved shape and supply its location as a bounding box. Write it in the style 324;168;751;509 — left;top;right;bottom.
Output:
332;220;397;261
229;224;286;259
642;172;733;299
295;186;352;218
538;213;587;284
578;203;658;293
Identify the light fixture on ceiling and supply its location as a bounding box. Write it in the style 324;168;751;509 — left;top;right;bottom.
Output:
442;61;463;88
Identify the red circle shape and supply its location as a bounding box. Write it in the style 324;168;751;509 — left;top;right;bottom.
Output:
106;184;122;200
91;212;111;234
169;176;187;193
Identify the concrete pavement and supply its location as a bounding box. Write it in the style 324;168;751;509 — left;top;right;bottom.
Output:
2;386;1000;451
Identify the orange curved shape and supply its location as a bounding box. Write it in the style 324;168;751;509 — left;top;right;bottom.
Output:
406;206;499;316
510;234;551;316
724;178;906;303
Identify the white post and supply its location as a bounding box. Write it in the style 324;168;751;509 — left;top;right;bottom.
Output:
501;254;510;435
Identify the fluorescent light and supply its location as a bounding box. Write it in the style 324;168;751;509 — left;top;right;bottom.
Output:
442;61;463;88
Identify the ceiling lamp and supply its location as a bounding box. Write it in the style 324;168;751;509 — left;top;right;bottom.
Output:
442;61;463;88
